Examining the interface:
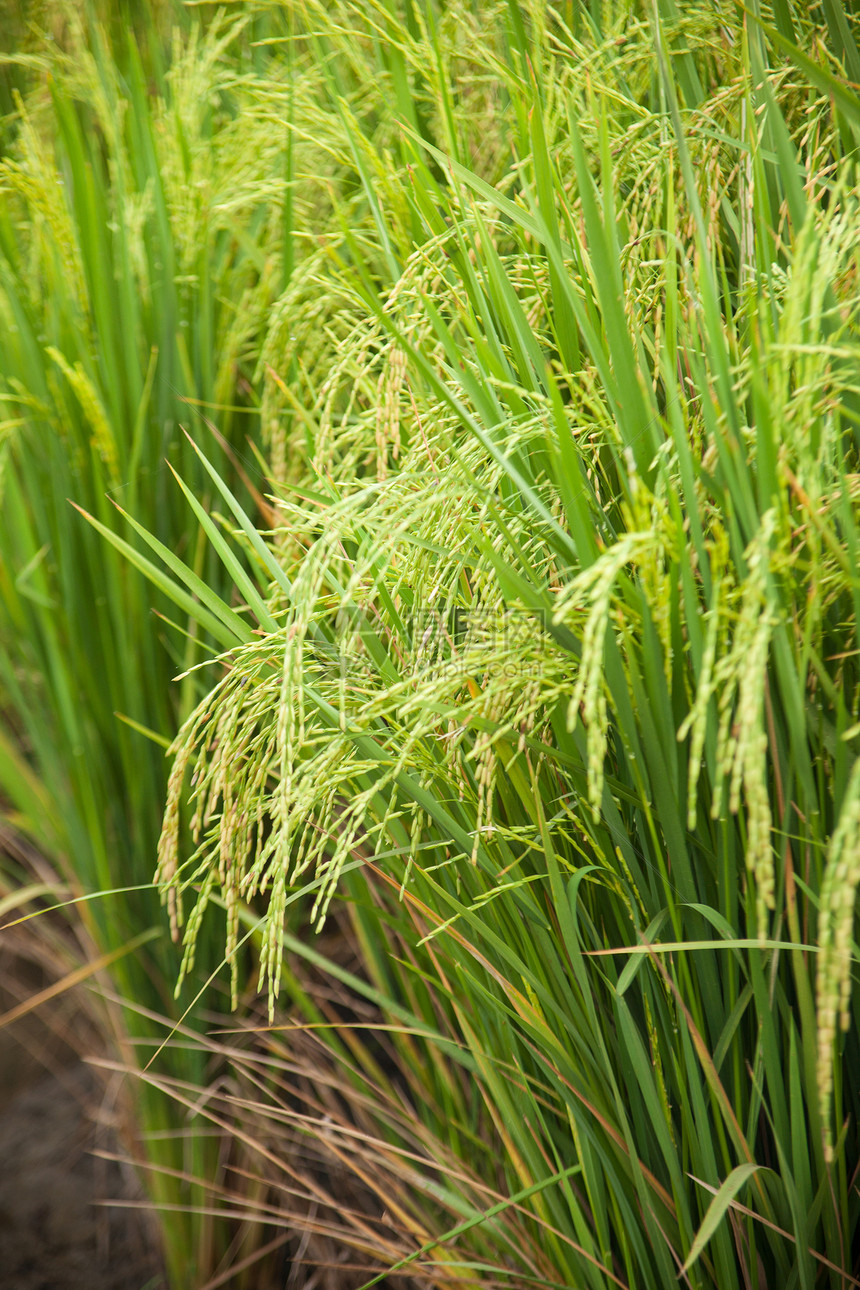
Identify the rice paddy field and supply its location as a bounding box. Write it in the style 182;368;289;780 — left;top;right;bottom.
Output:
1;0;859;1286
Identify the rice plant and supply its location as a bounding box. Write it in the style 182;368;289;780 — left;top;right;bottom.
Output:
18;0;860;1285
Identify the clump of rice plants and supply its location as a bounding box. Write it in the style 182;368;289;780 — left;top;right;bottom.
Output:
75;0;860;1285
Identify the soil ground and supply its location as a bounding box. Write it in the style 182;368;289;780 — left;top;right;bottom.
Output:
0;1042;166;1290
